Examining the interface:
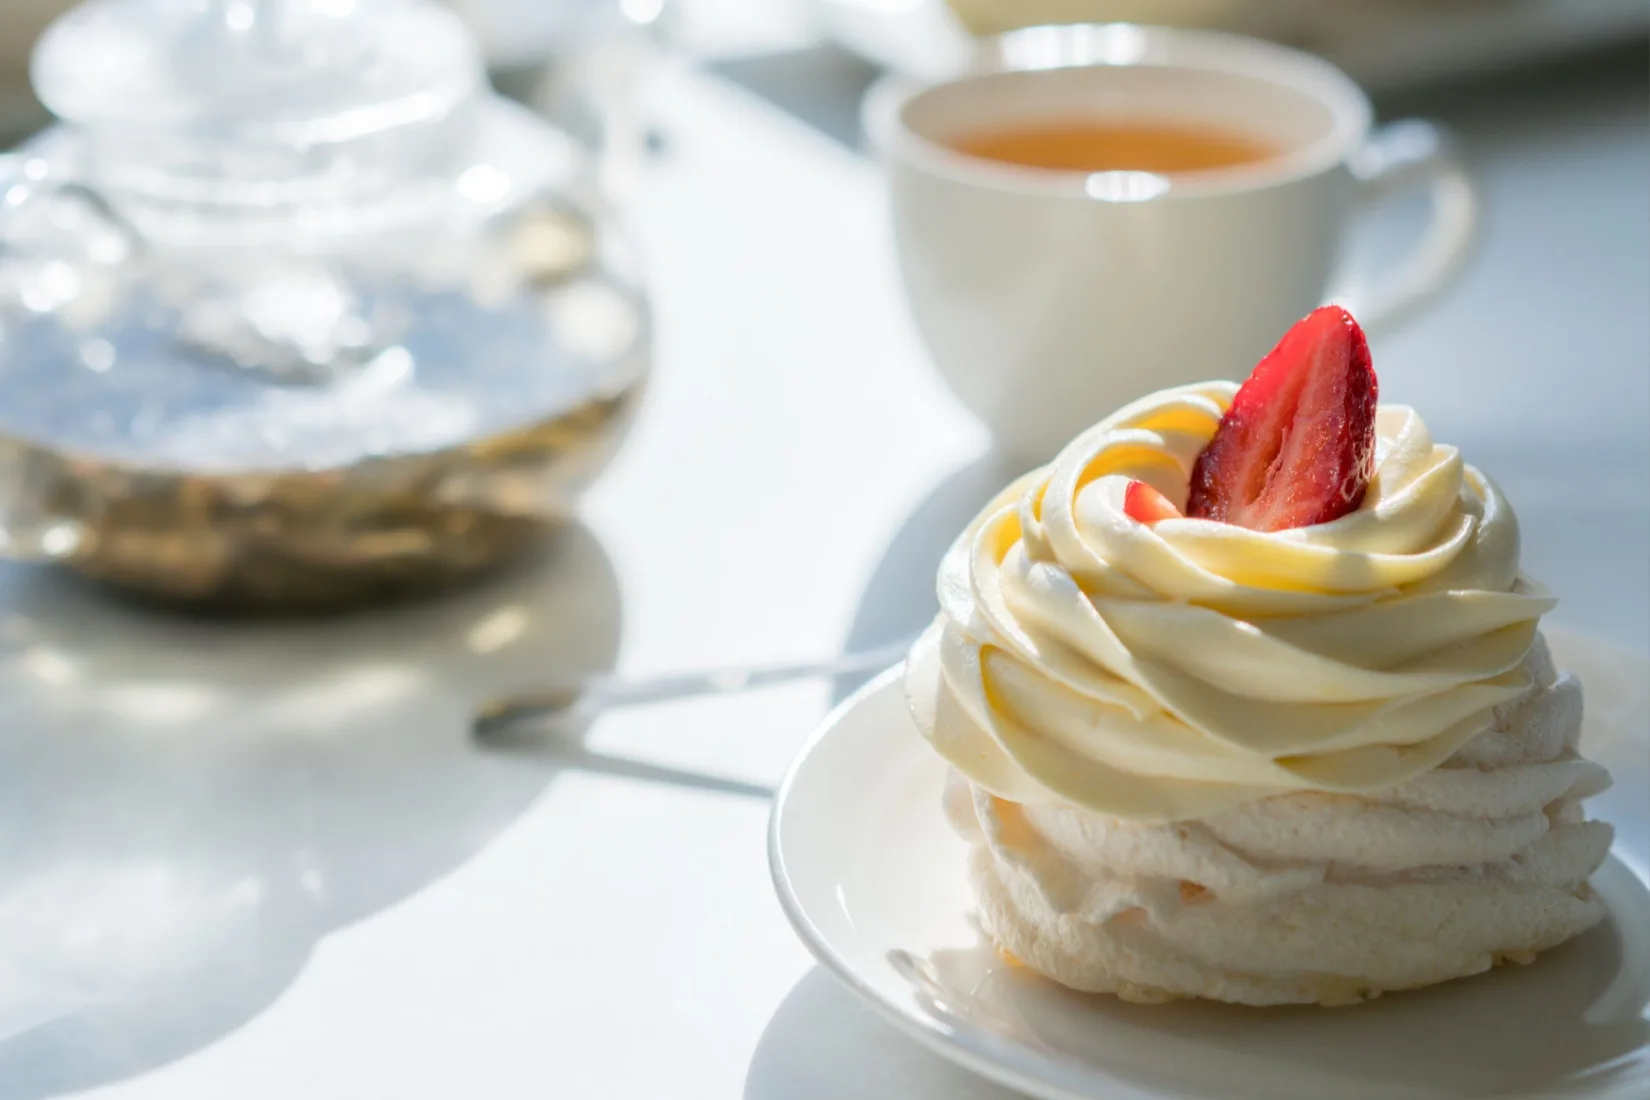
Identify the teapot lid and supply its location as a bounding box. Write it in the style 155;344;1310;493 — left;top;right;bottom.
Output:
31;0;488;209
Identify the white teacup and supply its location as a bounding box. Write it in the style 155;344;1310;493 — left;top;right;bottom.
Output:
865;24;1479;462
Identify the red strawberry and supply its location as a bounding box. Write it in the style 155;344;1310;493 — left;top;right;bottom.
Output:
1123;481;1183;525
1186;306;1377;531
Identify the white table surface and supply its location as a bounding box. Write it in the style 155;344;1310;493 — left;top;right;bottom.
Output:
1;29;1646;1100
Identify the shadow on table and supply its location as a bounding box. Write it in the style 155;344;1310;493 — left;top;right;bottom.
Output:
754;452;1035;1098
709;45;881;152
743;967;1029;1100
1441;434;1650;658
833;449;1025;705
0;527;637;1099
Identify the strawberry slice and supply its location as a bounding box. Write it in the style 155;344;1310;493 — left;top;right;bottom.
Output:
1123;481;1183;525
1186;306;1377;531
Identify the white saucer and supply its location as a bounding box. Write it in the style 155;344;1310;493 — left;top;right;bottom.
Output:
769;629;1650;1100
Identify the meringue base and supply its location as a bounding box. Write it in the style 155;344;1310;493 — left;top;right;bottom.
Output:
951;644;1613;1007
968;839;1605;1007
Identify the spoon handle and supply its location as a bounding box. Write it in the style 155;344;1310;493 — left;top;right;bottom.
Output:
591;638;915;708
474;636;915;738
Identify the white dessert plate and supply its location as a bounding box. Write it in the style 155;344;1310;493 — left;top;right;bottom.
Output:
769;628;1650;1100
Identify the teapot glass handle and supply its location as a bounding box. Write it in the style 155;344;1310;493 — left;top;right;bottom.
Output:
0;149;144;282
0;150;140;564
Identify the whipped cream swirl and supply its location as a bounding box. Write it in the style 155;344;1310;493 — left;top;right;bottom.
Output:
907;381;1555;822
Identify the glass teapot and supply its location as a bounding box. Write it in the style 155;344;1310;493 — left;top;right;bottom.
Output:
0;0;648;611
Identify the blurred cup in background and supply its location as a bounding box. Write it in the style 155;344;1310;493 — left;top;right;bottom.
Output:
866;23;1480;463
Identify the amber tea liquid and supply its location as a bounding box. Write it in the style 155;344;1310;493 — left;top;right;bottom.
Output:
950;119;1279;174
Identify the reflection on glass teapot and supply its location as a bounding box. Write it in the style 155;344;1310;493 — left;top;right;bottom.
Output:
0;0;649;611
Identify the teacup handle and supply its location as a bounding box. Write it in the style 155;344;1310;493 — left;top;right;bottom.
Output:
1339;119;1481;336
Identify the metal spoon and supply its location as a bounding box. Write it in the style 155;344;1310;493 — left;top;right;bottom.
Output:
473;636;915;741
